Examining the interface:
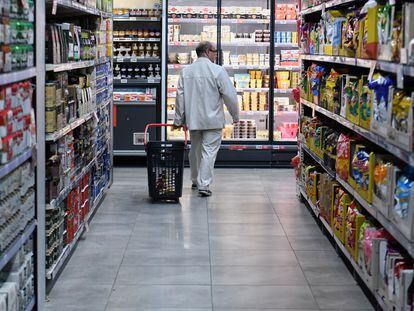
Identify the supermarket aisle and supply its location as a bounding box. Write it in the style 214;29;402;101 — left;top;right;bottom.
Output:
45;167;374;311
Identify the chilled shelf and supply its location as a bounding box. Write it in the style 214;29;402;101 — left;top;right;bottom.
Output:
114;57;161;63
113;78;161;85
169;41;273;47
0;149;33;180
46;0;112;17
168;18;297;24
301;98;414;166
274;43;299;48
0;222;36;271
45;111;95;142
113;17;160;22
113;38;160;42
0;68;37;86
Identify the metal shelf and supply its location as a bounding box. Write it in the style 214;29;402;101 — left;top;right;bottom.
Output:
0;68;37;86
169;41;273;47
301;98;414;166
300;0;357;15
113;38;160;42
302;144;336;178
45;112;94;142
114;57;161;63
46;57;110;72
0;149;33;180
0;222;36;271
46;0;112;17
113;17;160;22
113;78;161;85
168;18;270;24
274;43;299;48
24;296;35;311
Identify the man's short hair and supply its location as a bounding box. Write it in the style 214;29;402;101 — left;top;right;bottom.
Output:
196;41;213;57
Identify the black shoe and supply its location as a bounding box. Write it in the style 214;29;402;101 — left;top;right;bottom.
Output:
198;189;212;197
191;183;197;190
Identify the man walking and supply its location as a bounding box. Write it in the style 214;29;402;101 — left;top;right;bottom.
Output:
173;41;239;197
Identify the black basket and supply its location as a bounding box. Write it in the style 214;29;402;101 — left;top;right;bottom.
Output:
146;141;186;201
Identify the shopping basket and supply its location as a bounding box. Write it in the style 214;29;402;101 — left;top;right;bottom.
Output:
144;123;188;202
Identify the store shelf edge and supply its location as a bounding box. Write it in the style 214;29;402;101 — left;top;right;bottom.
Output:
47;0;111;17
301;98;414;166
0;68;37;86
0;149;33;180
0;221;36;271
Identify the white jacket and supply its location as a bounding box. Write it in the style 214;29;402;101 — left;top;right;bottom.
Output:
173;57;239;130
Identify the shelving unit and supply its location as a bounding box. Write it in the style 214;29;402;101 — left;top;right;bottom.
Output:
43;0;113;299
112;4;162;156
298;0;414;309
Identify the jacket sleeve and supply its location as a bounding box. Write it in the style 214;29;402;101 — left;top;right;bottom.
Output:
173;72;185;126
217;68;239;123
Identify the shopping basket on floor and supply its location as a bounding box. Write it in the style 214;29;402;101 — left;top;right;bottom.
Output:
144;123;188;202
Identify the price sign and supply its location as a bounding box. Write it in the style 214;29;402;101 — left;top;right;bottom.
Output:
121;79;127;83
131;58;137;63
148;78;155;83
117;58;123;62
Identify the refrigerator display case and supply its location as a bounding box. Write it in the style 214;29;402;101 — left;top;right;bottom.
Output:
165;0;299;166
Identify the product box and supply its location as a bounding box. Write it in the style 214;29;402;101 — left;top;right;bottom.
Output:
402;3;414;64
372;156;394;217
349;144;375;203
387;90;414;152
369;74;393;138
332;186;352;243
343;75;360;122
318;175;337;224
358;5;379;59
359;77;372;130
389;167;414;240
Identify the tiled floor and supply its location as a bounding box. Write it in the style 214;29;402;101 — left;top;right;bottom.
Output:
45;167;374;311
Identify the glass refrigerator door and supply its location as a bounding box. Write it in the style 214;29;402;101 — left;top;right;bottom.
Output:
166;1;218;140
220;3;271;141
273;0;299;142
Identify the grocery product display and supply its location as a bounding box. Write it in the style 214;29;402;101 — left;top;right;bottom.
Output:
166;0;299;152
112;1;162;156
42;0;113;296
298;0;414;308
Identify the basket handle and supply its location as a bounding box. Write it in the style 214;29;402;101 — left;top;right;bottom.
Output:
144;123;188;145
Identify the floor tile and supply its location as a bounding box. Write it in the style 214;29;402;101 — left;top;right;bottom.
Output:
206;202;274;213
311;285;374;310
127;234;210;250
211;265;307;285
208;212;278;224
209;223;285;236
212;285;318;309
58;262;120;285
115;265;210;285
122;248;210;266
288;236;333;251
106;285;212;309
281;222;324;237
210;235;292;250
210;250;298;266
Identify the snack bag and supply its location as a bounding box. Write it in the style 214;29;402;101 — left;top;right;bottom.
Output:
359;0;380;59
359;77;372;129
321;69;342;114
350;144;374;202
344;75;360;123
318;174;335;223
336;134;351;181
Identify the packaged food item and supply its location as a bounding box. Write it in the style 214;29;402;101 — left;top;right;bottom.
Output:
373;156;394;216
345;201;365;260
336;134;351;181
332;187;352;243
349;144;375;203
369;73;393;137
